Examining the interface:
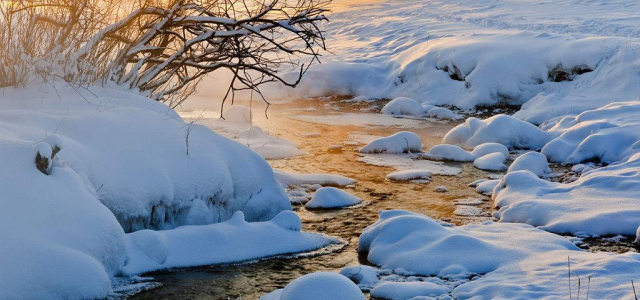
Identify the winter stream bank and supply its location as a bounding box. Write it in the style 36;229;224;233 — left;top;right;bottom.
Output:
128;98;637;300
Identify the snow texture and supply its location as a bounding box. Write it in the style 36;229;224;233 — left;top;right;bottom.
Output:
424;144;475;162
340;265;379;291
386;170;432;181
473;153;507;171
381;97;425;116
274;170;356;186
236;126;307;160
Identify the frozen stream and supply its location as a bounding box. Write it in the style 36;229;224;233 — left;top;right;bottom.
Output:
129;98;638;300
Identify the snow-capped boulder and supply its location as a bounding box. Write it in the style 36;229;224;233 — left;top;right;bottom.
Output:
340;265;379;290
425;107;462;120
471;143;510;160
476;179;500;196
507;152;551;177
260;272;365;300
473;152;508;171
360;132;422;154
305;187;362;209
424;144;475;161
443;115;551;150
370;281;450;300
381;97;425;116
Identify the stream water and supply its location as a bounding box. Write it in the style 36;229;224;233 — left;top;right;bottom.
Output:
128;98;503;300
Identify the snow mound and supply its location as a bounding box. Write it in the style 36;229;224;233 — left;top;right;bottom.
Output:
370;281;450;300
425;107;462;120
260;272;365;300
471;143;509;160
386;169;432;181
360;132;422;154
340;265;379;290
507;152;551;177
359;211;578;277
443;115;551;150
305;187;362;209
541;102;640;164
381;97;425;116
494;156;640;236
473;153;507;171
274;170;356;186
476;180;500;196
236;126;306;160
122;211;333;274
424;144;474;161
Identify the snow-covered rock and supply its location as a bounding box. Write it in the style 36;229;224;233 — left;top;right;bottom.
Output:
443;115;551;150
370;281;450;300
305;187;362;209
476;180;500;196
274;170;356;186
507;152;551;177
473;153;507;171
424;144;474;161
425;107;462;120
471;143;509;160
386;169;432;181
260;272;365;300
340;265;379;290
381;97;425;116
236;126;306;160
360;132;422;154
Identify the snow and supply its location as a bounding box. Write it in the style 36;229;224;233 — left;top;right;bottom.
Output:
260;272;365;300
470;143;509;160
424;144;475;162
358;154;462;176
442;115;551;150
473;153;507;171
236;126;307;160
292;113;425;128
360;132;422;154
494;156;640;237
340;265;379;290
425;107;462;121
359;210;578;277
541;102;640;164
223;105;252;123
359;210;640;299
274;170;356;186
305;187;362;209
370;281;450;300
386;170;432;182
121;211;335;274
381;97;425;116
476;180;500;196
507;151;551;177
0;84;319;299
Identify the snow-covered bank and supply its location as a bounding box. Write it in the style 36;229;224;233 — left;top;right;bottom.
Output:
358;210;640;299
0;84;331;299
122;211;336;275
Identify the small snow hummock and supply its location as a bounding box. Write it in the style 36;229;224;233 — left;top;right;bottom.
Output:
340;265;379;291
386;169;432;181
360;131;422;154
274;170;356;187
259;272;365;300
473;152;507;171
471;143;509;160
434;186;448;193
476;180;500;196
423;144;475;161
381;97;425;116
425;106;463;120
370;281;451;300
305;187;362;209
507;151;551;177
